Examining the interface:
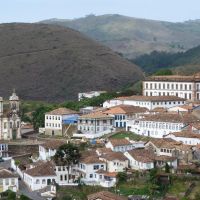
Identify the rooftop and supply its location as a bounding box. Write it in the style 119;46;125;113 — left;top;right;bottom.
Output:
145;73;200;82
140;113;198;123
79;111;114;119
127;149;154;163
100;151;128;161
80;155;105;164
46;107;78;115
87;191;127;200
114;95;186;102
24;161;56;177
0;169;18;179
108;138;132;147
104;105;148;115
167;130;200;139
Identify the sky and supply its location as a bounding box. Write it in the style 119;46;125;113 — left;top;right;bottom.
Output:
0;0;200;23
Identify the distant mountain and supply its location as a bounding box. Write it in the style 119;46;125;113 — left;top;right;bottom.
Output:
40;14;200;59
132;45;200;75
0;23;143;102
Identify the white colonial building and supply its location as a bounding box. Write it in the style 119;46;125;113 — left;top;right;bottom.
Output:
45;108;79;136
0;168;18;193
103;105;148;128
164;131;200;146
143;73;200;101
127;113;197;138
39;140;66;161
103;95;186;110
75;112;115;138
78;91;106;101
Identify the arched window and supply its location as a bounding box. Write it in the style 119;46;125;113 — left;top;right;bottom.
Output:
42;179;46;184
36;179;40;184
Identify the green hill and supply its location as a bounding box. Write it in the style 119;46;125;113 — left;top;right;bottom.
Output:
0;23;143;102
40;14;200;59
132;45;200;75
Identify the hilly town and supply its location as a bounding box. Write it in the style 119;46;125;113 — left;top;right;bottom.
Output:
1;74;200;200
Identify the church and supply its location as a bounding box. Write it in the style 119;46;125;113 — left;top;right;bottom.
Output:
0;91;21;140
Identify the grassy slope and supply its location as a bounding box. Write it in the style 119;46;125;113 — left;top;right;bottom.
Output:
0;23;143;102
40;15;200;59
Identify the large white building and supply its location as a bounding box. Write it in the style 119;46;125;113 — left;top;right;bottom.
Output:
103;95;186;110
45;108;79;136
127;113;198;138
0;91;21;140
143;73;200;101
76;112;115;138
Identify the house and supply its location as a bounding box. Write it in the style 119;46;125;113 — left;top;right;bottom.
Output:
45;107;79;136
0;168;18;192
103;95;186;110
0;141;8;158
78;154;106;185
124;148;177;170
99;151;129;172
143;73;200;101
128;113;198;138
164;130;200;145
124;149;154;170
23;161;57;191
75;112;115;138
78;91;106;101
87;191;127;200
145;138;193;162
168;105;195;113
187;121;200;133
103;105;148;129
39;140;66;161
105;138;134;152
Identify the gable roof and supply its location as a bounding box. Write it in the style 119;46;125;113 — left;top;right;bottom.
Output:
167;131;200;139
127;149;154;163
140;113;198;123
79;111;114;119
115;95;186;102
100;152;128;161
46;107;78;115
80;156;105;164
24;161;56;177
0;169;18;178
104;105;148;115
108;138;131;147
87;191;127;200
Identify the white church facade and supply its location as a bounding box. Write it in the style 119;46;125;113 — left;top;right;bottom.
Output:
0;91;21;140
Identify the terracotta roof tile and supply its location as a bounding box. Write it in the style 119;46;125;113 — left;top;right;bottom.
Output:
24;161;56;177
79;111;114;119
100;152;128;161
115;95;186;102
168;130;200;139
87;191;127;200
108;138;131;147
46;107;78;115
104;105;148;114
80;156;105;164
0;169;18;178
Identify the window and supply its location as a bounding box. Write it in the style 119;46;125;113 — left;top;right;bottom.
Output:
103;120;107;124
93;165;99;170
4;123;7;129
185;84;187;90
176;84;178;90
89;174;93;178
60;175;63;181
65;175;67;180
11;178;15;185
146;83;148;89
36;179;40;184
46;116;48;119
10;122;12;128
42;179;46;184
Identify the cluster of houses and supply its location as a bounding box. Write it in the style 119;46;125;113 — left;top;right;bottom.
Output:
2;73;200;200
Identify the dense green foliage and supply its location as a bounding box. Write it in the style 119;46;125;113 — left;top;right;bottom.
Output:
54;143;81;170
132;45;200;75
117;172;127;184
154;69;173;76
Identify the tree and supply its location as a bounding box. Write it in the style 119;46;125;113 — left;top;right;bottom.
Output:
154;69;173;76
32;105;53;130
53;143;81;183
117;172;127;184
